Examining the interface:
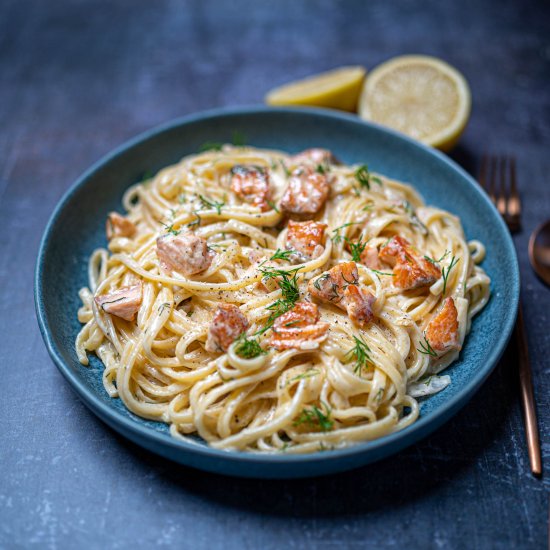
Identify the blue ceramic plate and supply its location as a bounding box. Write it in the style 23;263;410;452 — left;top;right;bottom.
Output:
35;107;519;478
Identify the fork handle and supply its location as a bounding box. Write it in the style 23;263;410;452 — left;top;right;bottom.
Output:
516;301;542;475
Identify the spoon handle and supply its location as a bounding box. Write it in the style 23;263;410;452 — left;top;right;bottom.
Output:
516;300;542;475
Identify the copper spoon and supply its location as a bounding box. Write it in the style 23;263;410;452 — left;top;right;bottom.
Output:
529;220;550;285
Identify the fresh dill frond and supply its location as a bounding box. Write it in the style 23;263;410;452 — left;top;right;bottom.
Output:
316;164;327;174
199;142;224;152
441;255;459;294
347;236;368;263
140;170;153;183
294;401;334;432
370;269;395;277
198;194;225;215
161;222;180;236
187;211;202;228
232;131;246;146
331;222;361;244
270;248;295;262
280;160;291;177
345;335;373;375
256;267;301;333
417;336;437;357
354;164;371;190
424;250;451;265
371;176;383;186
289;368;320;383
233;333;266;359
266;199;280;213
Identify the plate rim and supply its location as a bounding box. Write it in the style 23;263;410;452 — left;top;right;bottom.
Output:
34;105;520;469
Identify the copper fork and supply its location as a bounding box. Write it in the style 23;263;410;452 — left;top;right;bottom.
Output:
478;154;542;476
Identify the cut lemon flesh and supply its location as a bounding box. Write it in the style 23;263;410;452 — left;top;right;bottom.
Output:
358;55;471;151
265;66;366;112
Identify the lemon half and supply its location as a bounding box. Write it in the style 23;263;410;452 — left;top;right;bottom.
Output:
265;66;367;112
358;55;471;151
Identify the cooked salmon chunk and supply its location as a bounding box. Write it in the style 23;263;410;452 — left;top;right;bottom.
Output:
280;166;330;217
271;302;329;350
205;303;249;353
106;212;136;240
425;297;460;354
156;232;214;276
95;282;142;321
286;220;327;262
291;148;339;166
342;284;377;327
230;165;270;211
359;245;382;270
308;262;376;326
379;236;441;290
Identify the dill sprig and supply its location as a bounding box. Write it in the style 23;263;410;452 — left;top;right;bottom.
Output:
347;236;368;262
370;269;395;277
345;335;373;375
417;336;437;357
232;131;246;146
140;170;153;183
270;248;296;262
331;222;361;244
316;164;327;174
199;142;223;152
255;267;301;333
233;333;266;359
187;211;202;228
289;368;320;383
424;250;451;265
279;160;290;177
266;199;280;213
161;222;180;236
441;255;459;294
371;176;383;186
198;194;225;215
294;401;334;432
354;164;371;190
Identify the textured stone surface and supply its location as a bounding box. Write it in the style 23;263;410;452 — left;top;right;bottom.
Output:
0;0;549;548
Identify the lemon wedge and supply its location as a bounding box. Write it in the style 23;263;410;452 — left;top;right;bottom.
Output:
265;66;367;112
358;55;471;151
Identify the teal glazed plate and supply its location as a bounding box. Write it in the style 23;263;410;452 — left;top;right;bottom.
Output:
35;107;519;478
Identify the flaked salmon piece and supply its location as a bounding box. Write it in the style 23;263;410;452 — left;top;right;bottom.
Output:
291;148;339;166
308;262;376;327
271;302;329;350
156;232;214;276
286;220;327;262
205;303;249;353
95;282;142;321
106;212;136;240
359;245;382;270
379;235;441;290
425;297;460;353
280;166;330;217
343;284;376;326
230;165;270;211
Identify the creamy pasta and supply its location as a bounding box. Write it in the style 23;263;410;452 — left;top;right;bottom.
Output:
75;145;490;454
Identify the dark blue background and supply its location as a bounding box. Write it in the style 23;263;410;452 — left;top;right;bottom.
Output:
1;0;548;547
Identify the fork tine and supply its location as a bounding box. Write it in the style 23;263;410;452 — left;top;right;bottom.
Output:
488;155;497;204
479;154;489;191
497;156;508;218
507;156;521;230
